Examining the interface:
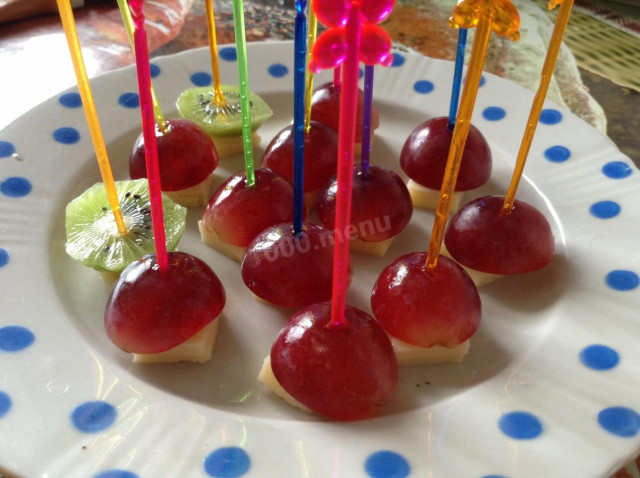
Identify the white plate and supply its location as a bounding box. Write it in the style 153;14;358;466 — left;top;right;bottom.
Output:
1;41;639;478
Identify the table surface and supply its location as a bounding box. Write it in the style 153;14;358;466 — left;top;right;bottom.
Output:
0;1;638;476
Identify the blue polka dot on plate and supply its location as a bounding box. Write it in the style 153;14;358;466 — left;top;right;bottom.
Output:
191;72;212;87
268;63;288;78
539;109;563;125
544;145;571;163
150;63;161;78
219;47;237;61
590;200;620;219
364;450;410;478
0;177;32;198
94;470;140;478
0;248;9;267
204;447;250;478
482;106;506;121
53;127;80;144
602;161;632;179
605;270;639;291
598;407;640;437
413;80;435;94
0;140;16;158
498;411;543;440
71;401;117;433
0;326;35;352
118;93;140;109
0;391;11;418
580;344;619;370
59;92;83;108
390;53;405;67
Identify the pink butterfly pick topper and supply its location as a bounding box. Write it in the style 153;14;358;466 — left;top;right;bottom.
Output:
309;0;396;72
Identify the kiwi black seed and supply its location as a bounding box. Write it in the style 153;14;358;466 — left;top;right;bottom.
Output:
65;179;187;273
176;84;273;138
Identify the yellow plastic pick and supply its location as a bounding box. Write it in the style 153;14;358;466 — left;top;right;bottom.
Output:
56;0;126;235
304;2;318;134
426;0;520;268
205;0;227;107
502;0;574;214
116;0;167;132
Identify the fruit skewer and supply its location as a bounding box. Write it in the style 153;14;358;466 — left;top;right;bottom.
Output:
447;27;468;130
426;0;520;268
303;2;318;134
370;0;520;364
104;0;226;364
56;0;125;235
259;0;399;421
116;0;167;132
360;64;374;174
315;56;412;258
442;0;567;284
399;22;491;214
240;0;342;308
128;0;168;271
260;2;338;213
501;0;574;214
291;0;308;236
231;0;257;186
204;0;227;109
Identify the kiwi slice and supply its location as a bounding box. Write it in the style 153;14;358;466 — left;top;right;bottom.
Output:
65;179;187;273
176;84;273;137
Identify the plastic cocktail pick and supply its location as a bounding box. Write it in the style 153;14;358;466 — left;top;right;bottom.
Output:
231;0;256;187
447;27;468;130
56;0;126;235
327;4;360;328
501;0;574;214
360;64;374;174
293;0;308;236
205;0;227;108
426;0;520;269
304;2;318;134
333;65;341;88
311;0;395;327
129;0;168;272
116;0;167;133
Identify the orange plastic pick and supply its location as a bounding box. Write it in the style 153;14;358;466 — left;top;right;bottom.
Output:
116;0;167;132
426;0;520;269
205;0;227;107
501;0;574;214
56;0;126;235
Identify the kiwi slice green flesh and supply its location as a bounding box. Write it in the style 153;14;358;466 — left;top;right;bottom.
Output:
65;179;187;273
176;84;273;137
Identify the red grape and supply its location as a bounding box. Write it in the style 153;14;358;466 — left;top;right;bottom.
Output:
371;252;481;348
261;121;338;193
130;118;218;191
104;252;225;354
201;168;298;248
400;116;491;190
270;302;398;421
310;82;379;143
444;195;555;275
241;223;351;308
316;165;412;242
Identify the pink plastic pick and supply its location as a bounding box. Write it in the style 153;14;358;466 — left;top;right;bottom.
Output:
328;3;361;328
311;0;394;327
129;0;168;272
